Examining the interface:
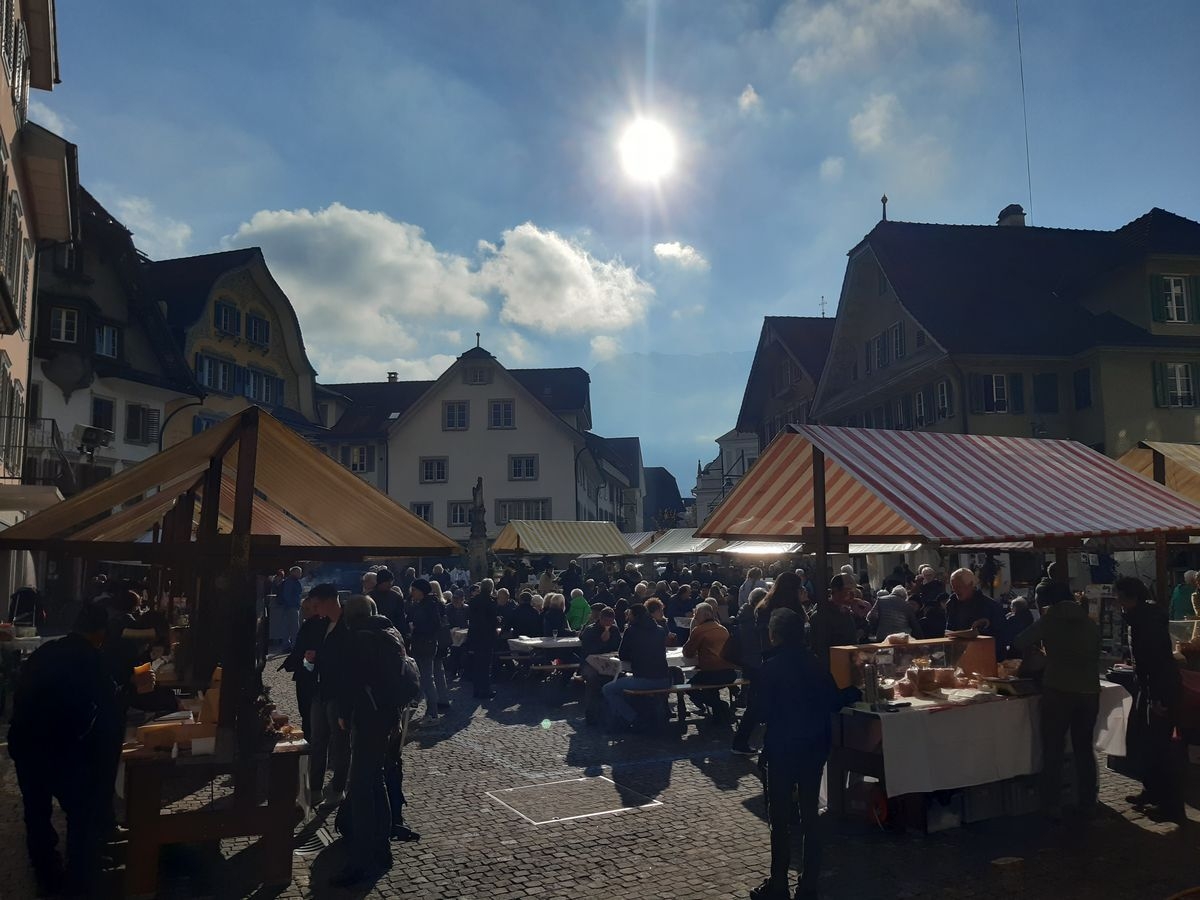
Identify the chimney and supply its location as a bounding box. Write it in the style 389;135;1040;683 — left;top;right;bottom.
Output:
387;371;398;383
997;203;1026;227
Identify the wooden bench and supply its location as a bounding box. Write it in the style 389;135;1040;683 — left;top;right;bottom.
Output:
624;678;750;727
530;662;579;672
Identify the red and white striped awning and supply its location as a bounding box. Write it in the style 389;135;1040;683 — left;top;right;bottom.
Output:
696;425;1200;545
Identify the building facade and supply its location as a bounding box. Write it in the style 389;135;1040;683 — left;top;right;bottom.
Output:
812;205;1200;457
30;188;203;494
141;248;323;447
319;346;647;542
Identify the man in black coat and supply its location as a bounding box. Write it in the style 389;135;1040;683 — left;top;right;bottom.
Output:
307;584;352;806
368;569;410;640
510;590;543;638
466;578;498;699
8;604;125;896
280;595;327;739
601;604;670;729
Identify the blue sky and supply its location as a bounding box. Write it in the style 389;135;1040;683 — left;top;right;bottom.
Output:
37;0;1200;489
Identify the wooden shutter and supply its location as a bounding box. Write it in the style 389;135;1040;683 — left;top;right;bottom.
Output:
968;373;984;413
900;394;914;429
1192;365;1200;407
864;341;872;373
895;323;906;358
340;445;351;466
233;366;247;397
1190;276;1200;323
944;380;955;417
1008;374;1025;413
233;307;242;335
922;385;935;424
366;445;376;472
1152;362;1169;408
147;408;161;443
880;335;890;367
1150;274;1166;322
125;405;140;442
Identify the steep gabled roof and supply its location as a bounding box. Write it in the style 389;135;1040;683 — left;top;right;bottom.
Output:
644;466;685;530
864;209;1200;356
141;248;261;332
585;433;642;488
735;317;835;431
509;368;591;426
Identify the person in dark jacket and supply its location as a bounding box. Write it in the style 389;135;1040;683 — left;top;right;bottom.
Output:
8;603;125;897
408;579;449;727
1001;597;1035;659
307;584;352;806
280;595;327;739
331;595;406;887
541;593;574;637
808;575;860;668
919;594;948;640
602;604;670;729
750;609;860;900
467;578;498;699
1013;582;1100;816
579;607;623;724
510;591;543;638
369;569;410;639
945;568;1005;659
559;560;584;596
1116;577;1184;820
445;588;470;680
732;586;769;754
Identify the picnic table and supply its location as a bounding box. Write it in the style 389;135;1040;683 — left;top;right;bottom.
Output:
586;647;695;678
507;635;582;653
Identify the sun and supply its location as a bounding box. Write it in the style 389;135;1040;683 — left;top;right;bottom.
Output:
618;117;677;184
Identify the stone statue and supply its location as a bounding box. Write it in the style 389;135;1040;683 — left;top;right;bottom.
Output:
468;476;488;580
469;476;486;538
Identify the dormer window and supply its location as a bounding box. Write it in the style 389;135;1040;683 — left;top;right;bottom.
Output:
246;314;270;346
95;324;119;358
1164;276;1189;323
214;300;241;337
465;365;492;385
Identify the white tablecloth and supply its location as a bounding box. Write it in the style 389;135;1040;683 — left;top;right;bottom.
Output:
507;636;581;653
586;647;695;678
855;680;1131;798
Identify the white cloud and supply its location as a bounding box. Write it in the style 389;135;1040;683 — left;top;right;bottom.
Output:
670;304;706;321
819;155;845;182
653;241;710;272
499;330;531;363
590;335;620;361
317;352;459;383
737;84;761;114
27;98;71;135
110;196;193;259
483;222;653;335
849;93;899;153
778;0;985;84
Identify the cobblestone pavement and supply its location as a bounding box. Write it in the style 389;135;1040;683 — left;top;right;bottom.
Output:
3;660;1198;900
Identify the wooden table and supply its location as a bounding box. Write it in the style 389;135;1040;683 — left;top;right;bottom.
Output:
122;738;307;898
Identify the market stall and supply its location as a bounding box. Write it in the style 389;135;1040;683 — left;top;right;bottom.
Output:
641;527;725;556
490;519;633;557
696;424;1200;823
0;407;460;895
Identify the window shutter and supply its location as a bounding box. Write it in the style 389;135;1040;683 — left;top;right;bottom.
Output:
192;415;204;435
147;408;161;443
234;366;246;396
944;381;955;417
1191;365;1200;405
366;445;376;472
1152;362;1169;408
1190;276;1200;323
1150;274;1166;322
864;341;872;373
1008;374;1025;414
880;336;890;367
900;394;913;428
273;377;285;406
968;374;984;414
340;445;351;466
125;405;138;442
896;323;906;358
233;307;242;335
213;304;221;328
922;385;935;423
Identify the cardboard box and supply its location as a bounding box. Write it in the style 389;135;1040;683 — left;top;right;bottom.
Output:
829;636;997;689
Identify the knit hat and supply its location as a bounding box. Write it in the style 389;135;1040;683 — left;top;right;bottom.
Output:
411;578;433;596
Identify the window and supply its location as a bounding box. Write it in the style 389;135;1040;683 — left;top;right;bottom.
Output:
988;374;1007;413
1166;363;1196;408
214;301;240;336
1073;368;1092;410
125;404;161;444
410;502;432;523
246;314;270;346
1032;373;1060;414
91;396;115;432
349;445;372;473
509;454;538;481
488;399;515;429
192;415;221;434
443;400;469;430
1164;276;1189;323
874;334;889;370
914;390;926;426
936;380;953;420
915;329;926;349
864;340;872;375
448;501;471;527
496;498;551;524
420;457;448;483
970;373;1024;415
94;324;119;358
50;307;77;343
465;366;492;385
244;369;280;404
196;355;234;393
891;322;906;360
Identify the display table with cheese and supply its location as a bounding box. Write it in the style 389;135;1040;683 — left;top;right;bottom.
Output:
825;635;1133;822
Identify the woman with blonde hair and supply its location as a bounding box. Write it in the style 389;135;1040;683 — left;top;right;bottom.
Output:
542;592;573;637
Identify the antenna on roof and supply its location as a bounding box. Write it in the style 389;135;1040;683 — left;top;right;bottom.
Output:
880;194;888;222
475;332;481;348
1015;0;1034;224
819;295;827;318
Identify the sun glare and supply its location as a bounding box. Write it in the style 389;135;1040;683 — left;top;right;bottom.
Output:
618;117;677;184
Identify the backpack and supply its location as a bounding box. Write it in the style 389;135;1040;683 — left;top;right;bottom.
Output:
362;626;422;713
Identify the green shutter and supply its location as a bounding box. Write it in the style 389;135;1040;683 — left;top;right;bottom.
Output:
1150;274;1166;322
340;445;351;466
945;380;955;417
1191;365;1200;407
1152;362;1169;408
1190;276;1200;323
901;394;913;428
923;385;936;424
968;373;984;414
896;323;906;358
366;445;376;472
1008;373;1025;414
864;341;872;373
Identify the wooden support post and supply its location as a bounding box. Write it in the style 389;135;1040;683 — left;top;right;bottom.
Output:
1155;533;1170;605
1152;449;1167;486
812;446;829;599
1054;548;1069;583
198;456;223;542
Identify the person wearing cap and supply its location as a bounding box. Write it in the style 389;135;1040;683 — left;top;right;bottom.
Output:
1169;570;1197;620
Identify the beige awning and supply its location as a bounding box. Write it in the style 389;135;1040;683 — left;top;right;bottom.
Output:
0;483;62;513
491;520;633;556
643;528;725;556
1118;441;1200;507
0;407;460;556
719;540;802;555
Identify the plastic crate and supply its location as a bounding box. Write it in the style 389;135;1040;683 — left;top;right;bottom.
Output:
963;781;1006;824
1003;775;1040;817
